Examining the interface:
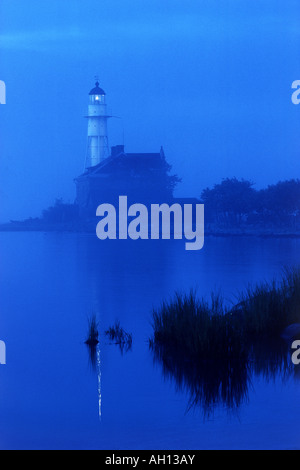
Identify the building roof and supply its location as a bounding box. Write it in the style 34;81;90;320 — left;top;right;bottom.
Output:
76;147;167;181
92;152;164;174
89;81;106;96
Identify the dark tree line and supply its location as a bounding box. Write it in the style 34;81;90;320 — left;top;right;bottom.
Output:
201;178;300;229
40;178;300;230
42;198;79;224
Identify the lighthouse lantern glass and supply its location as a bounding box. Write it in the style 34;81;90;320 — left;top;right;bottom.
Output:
90;94;105;104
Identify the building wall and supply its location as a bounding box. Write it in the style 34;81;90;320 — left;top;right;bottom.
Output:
76;173;174;219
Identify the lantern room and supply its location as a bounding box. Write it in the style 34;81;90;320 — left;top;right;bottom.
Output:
89;81;106;104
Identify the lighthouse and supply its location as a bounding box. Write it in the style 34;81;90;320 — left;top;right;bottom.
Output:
85;81;110;168
75;82;180;218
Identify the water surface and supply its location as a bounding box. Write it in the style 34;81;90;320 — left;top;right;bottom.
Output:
0;232;299;449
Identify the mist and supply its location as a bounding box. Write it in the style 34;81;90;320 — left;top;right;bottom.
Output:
0;0;299;222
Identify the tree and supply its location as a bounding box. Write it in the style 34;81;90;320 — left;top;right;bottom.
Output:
42;199;78;224
201;178;256;226
258;180;300;214
255;180;300;227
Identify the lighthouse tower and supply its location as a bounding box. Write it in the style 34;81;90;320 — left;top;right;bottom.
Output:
85;81;110;168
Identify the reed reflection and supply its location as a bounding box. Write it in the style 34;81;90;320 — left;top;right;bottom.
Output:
86;342;102;419
150;338;294;417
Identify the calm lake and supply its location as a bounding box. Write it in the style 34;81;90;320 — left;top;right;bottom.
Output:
0;232;299;450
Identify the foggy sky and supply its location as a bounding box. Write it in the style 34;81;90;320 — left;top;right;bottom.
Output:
0;0;299;222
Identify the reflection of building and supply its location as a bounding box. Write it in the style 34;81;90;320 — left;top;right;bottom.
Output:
75;82;179;219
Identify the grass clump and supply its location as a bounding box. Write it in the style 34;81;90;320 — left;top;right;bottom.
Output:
105;320;132;350
150;267;300;363
85;315;99;346
151;290;245;362
149;268;300;414
237;267;300;339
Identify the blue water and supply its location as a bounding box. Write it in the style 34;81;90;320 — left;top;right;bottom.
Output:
0;232;299;449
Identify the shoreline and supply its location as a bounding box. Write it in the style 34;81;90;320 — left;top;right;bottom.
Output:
0;222;300;239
